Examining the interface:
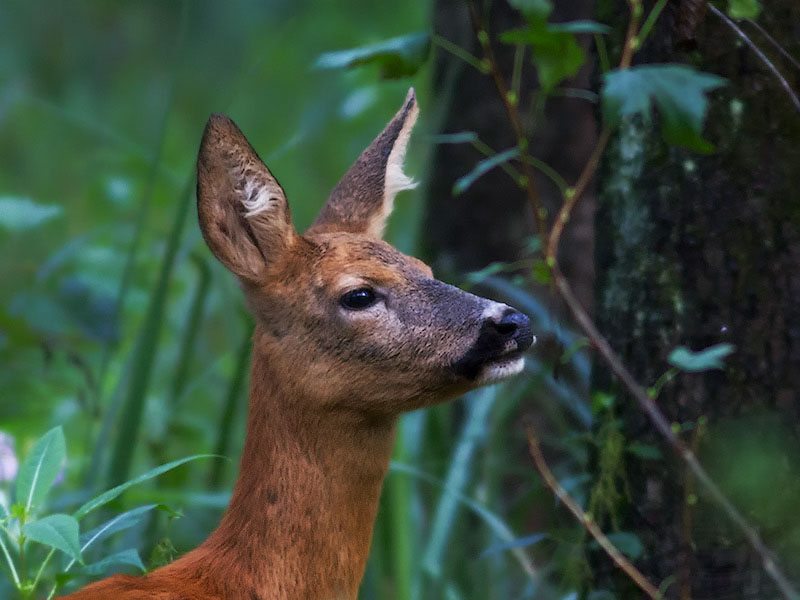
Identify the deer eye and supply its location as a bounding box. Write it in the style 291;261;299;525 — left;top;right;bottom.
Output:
340;287;377;310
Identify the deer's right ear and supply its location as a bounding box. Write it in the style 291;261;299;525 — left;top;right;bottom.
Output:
197;114;297;282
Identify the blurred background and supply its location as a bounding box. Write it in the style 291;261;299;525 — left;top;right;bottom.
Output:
1;0;800;599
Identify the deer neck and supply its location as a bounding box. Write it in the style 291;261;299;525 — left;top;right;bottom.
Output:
194;329;397;599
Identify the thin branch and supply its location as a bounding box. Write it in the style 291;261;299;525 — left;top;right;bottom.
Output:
708;4;800;114
551;268;800;600
546;127;611;261
525;425;662;600
467;0;548;244
431;33;487;73
546;0;640;262
745;19;800;72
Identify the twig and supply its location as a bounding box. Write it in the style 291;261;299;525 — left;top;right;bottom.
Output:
525;425;662;600
546;127;611;261
708;4;800;114
745;19;800;72
467;0;548;244
546;0;640;261
551;268;800;600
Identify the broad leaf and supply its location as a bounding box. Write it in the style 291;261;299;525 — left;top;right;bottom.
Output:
314;33;430;79
501;26;585;92
74;454;215;520
547;21;610;34
728;0;761;19
604;531;643;560
81;548;145;576
602;64;726;152
453;147;520;195
23;514;82;562
0;197;62;231
508;0;552;21
668;344;736;372
16;426;66;515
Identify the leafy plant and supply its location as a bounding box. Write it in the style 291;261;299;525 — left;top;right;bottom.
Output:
0;426;211;599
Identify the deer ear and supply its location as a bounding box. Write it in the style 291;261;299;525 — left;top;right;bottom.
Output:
309;88;419;238
197;114;297;282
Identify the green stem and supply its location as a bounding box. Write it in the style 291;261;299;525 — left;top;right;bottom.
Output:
637;0;668;47
30;548;55;593
431;33;486;72
0;530;20;588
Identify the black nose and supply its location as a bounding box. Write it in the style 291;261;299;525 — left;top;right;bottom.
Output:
490;309;534;351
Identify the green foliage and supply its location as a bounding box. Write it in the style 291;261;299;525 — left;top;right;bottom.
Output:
0;198;62;232
23;515;82;563
728;0;762;19
668;343;736;372
602;65;727;152
15;427;65;516
0;427;211;598
314;33;431;79
453;147;520;195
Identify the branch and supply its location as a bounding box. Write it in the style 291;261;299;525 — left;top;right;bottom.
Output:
546;0;640;262
552;268;800;600
708;4;800;114
467;0;548;244
525;425;662;600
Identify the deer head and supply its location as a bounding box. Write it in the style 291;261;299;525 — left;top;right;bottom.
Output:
196;88;533;416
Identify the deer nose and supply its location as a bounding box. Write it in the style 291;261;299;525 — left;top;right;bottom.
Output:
489;309;534;351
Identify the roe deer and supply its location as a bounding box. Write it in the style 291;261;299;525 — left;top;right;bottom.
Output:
62;88;533;600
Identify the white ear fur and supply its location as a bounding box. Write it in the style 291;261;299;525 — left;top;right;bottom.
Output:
375;94;419;236
242;177;285;218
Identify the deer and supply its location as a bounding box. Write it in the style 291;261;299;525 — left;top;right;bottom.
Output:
61;88;533;600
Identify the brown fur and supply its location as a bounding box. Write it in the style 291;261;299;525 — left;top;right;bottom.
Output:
61;89;531;599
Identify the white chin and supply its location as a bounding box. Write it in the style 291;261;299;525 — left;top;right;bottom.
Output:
476;355;526;385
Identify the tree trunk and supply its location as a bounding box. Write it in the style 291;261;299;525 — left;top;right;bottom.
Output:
595;2;800;597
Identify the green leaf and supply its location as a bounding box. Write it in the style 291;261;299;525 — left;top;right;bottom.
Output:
728;0;761;19
16;426;66;515
501;26;585;92
313;32;431;79
604;532;643;560
547;20;610;34
668;343;736;372
453;147;520;195
23;514;82;562
78;505;158;555
74;454;216;520
602;65;726;152
508;0;552;21
627;443;663;460
531;260;552;284
479;533;547;558
81;549;145;576
0;197;62;231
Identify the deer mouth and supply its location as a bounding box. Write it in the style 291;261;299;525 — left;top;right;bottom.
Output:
477;351;527;384
450;335;533;382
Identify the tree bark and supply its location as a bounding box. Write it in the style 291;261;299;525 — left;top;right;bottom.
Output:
595;2;800;597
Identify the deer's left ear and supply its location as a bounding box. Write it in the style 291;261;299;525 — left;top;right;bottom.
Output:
309;88;419;238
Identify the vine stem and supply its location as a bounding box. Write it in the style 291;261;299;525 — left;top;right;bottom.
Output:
546;0;640;262
466;0;548;244
708;4;800;114
526;425;662;600
552;268;800;600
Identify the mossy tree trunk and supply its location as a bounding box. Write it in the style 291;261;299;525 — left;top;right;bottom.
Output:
595;2;800;597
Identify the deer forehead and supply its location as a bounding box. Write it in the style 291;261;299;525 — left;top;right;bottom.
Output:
307;234;433;290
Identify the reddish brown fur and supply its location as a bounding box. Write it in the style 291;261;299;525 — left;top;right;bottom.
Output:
61;89;530;599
